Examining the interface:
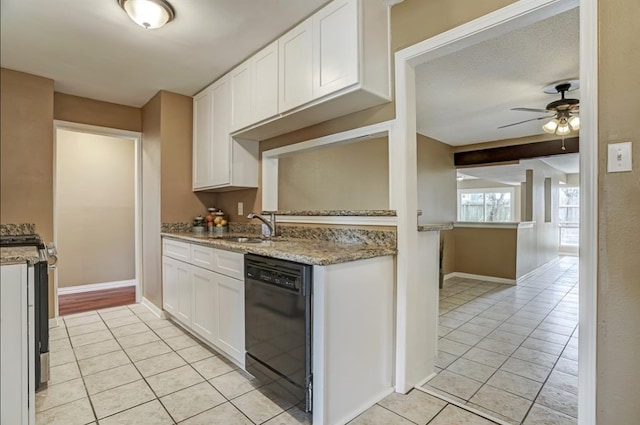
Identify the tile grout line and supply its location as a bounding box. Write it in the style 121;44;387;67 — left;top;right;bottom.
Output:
430;261;579;424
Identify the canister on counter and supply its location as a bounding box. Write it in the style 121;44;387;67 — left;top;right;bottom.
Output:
206;208;228;233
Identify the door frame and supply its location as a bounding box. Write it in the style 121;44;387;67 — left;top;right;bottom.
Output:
391;0;596;424
52;121;143;317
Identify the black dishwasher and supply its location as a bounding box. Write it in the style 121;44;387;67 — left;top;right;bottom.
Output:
244;254;312;412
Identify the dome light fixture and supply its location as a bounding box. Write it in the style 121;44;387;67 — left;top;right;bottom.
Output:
118;0;175;29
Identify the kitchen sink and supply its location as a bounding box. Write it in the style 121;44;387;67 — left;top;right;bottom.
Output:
219;236;264;243
214;235;289;244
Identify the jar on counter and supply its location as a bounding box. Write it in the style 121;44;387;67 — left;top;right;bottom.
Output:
193;215;206;234
206;209;228;234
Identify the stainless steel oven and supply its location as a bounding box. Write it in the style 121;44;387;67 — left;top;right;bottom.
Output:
244;254;312;413
0;234;56;390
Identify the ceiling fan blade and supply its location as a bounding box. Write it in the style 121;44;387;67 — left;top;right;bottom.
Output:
511;107;549;113
498;115;554;129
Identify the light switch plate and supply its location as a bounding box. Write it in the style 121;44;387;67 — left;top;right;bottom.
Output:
237;202;244;216
607;142;632;173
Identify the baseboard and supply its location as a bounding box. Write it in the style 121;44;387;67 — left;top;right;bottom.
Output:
415;371;438;388
57;279;136;295
48;317;60;328
516;257;562;282
141;297;167;319
444;272;515;285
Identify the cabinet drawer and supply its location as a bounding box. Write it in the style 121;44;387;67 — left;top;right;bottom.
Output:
215;250;244;280
190;244;216;270
190;244;244;280
163;239;191;262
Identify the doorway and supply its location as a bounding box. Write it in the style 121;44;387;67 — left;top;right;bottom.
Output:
53;121;142;317
392;0;596;424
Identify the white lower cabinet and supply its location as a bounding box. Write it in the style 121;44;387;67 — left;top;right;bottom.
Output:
191;267;216;343
213;274;245;361
162;239;245;367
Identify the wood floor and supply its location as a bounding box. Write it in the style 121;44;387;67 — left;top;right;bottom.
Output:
59;286;136;316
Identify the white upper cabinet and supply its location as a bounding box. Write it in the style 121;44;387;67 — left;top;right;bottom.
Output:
192;86;214;189
193;74;259;192
230;41;279;132
312;0;359;99
194;0;389;191
241;0;390;140
253;41;279;123
230;60;253;133
210;75;231;186
278;19;314;114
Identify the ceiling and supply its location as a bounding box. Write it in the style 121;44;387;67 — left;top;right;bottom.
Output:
416;7;579;146
0;0;329;107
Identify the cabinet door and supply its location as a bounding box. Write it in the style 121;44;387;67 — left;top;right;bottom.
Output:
191;267;216;343
279;18;313;113
162;256;180;316
214;274;245;364
230;60;253;133
192;87;214;189
210;75;231;186
313;0;359;99
253;41;279;123
165;257;192;327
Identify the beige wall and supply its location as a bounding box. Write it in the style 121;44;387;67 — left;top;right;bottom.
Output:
54;92;141;132
159;91;216;222
0;69;54;241
141;93;163;308
597;0;640;423
417;135;457;223
416;135;457;276
454;227;517;279
0;68;55;315
143;91;216;308
56;130;135;287
278;137;389;211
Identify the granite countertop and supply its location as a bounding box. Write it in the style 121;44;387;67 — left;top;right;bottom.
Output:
418;223;454;232
0;246;41;265
161;232;396;266
263;210;397;217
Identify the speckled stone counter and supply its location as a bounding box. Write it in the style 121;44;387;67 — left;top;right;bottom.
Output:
418;223;454;232
264;210;397;217
0;223;36;236
161;232;396;266
0;246;41;265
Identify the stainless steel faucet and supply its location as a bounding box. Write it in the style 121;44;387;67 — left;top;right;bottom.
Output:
247;212;277;237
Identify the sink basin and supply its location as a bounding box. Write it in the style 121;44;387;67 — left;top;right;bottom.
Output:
219;236;264;244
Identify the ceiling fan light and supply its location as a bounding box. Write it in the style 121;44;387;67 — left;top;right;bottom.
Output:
568;115;580;131
556;122;571;136
543;118;559;134
119;0;175;29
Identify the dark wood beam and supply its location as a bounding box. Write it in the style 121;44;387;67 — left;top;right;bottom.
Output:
454;137;579;167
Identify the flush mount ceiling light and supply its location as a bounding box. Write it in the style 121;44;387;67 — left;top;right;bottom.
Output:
118;0;175;29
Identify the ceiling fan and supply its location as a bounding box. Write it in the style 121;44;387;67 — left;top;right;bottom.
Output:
499;80;580;139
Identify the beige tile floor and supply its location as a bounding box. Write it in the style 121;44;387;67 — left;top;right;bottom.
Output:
423;256;579;425
42;302;504;424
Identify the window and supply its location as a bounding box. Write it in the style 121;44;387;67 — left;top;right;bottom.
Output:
559;187;579;246
458;188;514;222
